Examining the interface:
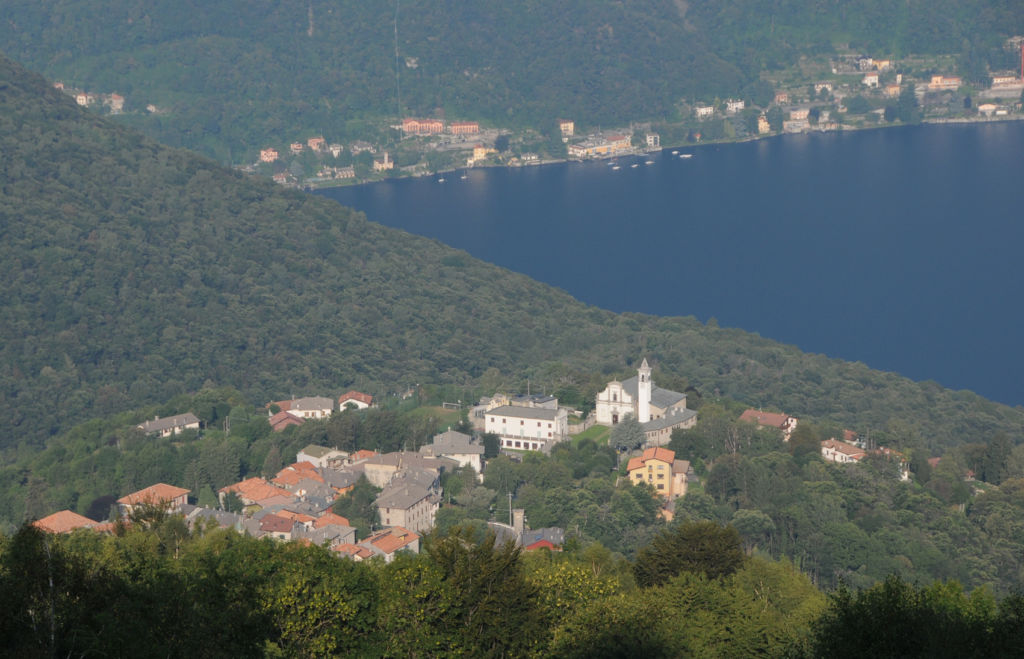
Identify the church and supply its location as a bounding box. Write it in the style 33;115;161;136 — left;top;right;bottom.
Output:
595;359;697;446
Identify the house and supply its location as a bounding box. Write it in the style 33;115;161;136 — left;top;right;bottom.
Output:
467;144;496;166
558;119;575;138
991;74;1020;88
289;142;304;154
268;396;333;419
694;105;715;119
789;108;810;121
307;136;326;152
774;91;790;105
106;93;124;113
336;166;355;179
862;72;880;88
338;390;374;410
884;84;901;98
360;527;421;562
296;445;347;468
219;477;293;508
350;141;376;154
360;452;457;488
328;143;344;158
978;103;998;117
269;410;304;432
33;510;99;534
402;118;445;135
137;412;200;437
332;543;374;561
645;133;660;148
626;447;690;499
419;429;485;473
758;114;771;134
373;152;394;171
117;483;190;516
738;409;798;440
783;119;809;133
641;406;698;447
449;121;480;135
725;99;745;114
484;403;569;453
929;75;962;90
259;513;295;540
874;59;892;71
595;359;693;429
814;82;834;94
375;481;439;533
260;148;279;163
820;439;866;464
605;134;632;154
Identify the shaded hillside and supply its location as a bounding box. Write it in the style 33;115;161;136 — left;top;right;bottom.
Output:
2;1;1020;160
0;52;1022;453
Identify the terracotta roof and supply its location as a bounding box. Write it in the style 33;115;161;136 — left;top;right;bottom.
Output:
259;513;294;534
33;510;98;534
349;449;378;462
366;527;419;554
332;543;373;559
118;483;190;506
739;409;791;428
220;477;292;503
339;391;374;406
269;410;304;431
627;447;676;472
273;468;325;487
315;512;350;528
267;399;293;413
275;510;316;525
525;539;560;551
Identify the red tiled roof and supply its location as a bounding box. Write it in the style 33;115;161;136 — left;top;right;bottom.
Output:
366;527;419;554
332;543;373;559
259;513;294;534
739;409;790;429
273;469;324;487
627;447;676;473
525;539;560;551
118;483;190;506
220;477;292;503
315;512;350;528
349;449;378;462
276;510;316;525
33;510;98;534
269;410;304;431
338;391;373;406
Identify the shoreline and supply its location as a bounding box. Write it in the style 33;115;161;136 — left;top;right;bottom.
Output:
305;112;1024;190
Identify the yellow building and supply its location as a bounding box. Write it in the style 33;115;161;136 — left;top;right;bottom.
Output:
626;447;690;499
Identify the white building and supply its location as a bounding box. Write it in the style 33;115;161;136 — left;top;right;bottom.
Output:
419;429;485;473
484;404;568;453
820;439;866;464
138;413;200;437
296;444;347;468
595;359;697;443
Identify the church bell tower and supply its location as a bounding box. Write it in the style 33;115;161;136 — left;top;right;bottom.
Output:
637;358;652;423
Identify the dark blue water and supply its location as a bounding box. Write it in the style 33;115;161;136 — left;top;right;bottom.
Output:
318;122;1024;406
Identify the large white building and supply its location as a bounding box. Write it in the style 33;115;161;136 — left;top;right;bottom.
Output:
484;404;569;453
595;359;697;444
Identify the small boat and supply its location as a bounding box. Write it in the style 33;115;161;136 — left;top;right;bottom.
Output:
671;150;679;155
437;177;446;182
645;160;654;165
611;165;620;170
460;174;468;180
607;161;617;166
680;153;693;159
630;163;639;168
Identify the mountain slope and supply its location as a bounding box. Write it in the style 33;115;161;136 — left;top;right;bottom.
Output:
1;52;1022;452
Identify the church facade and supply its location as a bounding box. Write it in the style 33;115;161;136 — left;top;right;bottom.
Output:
595;359;697;445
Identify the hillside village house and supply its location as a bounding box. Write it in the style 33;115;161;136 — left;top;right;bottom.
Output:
359;452;457;489
929;75;962;90
289;142;304;154
595;359;696;443
268;410;304;432
358;527;420;562
862;72;880;87
484;398;569;453
419;429;485;473
627;447;691;499
296;444;348;468
558;119;575;138
373;152;394;171
375;481;439;533
725;99;745;114
33;510;100;534
991;74;1020;87
306;136;326;151
820;438;867;463
338;390;374;409
267;396;334;419
739;409;798;440
137;412;200;437
694;105;715;119
118;483;190;517
260;148;279;163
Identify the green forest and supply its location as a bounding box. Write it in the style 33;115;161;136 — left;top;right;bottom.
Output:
4;518;1024;657
0;1;1021;161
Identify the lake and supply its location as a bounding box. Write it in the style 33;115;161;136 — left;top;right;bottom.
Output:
318;122;1024;406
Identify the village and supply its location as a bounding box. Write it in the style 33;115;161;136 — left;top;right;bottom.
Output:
31;359;913;563
53;41;1024;189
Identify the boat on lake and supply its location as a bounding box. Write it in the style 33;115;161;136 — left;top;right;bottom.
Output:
680;154;693;159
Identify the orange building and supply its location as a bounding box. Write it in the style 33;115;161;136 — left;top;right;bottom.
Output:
626;447;690;499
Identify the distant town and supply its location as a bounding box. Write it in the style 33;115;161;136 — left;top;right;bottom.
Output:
55;40;1024;189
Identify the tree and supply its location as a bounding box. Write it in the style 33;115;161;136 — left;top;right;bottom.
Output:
261;445;282;478
222;490;244;514
634;521;745;587
897;86;921;123
494;134;510;152
482;432;500;459
332;475;381;538
610;415;645;456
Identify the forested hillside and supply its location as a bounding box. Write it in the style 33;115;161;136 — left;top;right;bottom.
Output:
0;1;1020;160
1;52;1023;454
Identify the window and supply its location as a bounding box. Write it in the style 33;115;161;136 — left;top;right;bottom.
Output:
537;422;541;427
613;393;617;402
515;441;521;448
657;474;665;479
548;423;552;428
547;432;552;438
520;420;524;425
657;484;664;490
